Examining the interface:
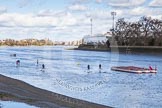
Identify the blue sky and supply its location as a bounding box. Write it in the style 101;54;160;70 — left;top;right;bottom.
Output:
0;0;162;41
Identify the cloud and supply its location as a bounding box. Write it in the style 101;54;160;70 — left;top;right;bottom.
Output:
17;0;31;8
107;0;146;8
0;11;78;28
70;0;90;4
68;4;87;11
0;6;7;14
130;7;146;16
86;10;110;20
37;9;60;16
85;9;124;21
69;0;146;8
130;7;162;16
149;0;162;7
0;10;85;41
96;0;102;3
17;0;47;9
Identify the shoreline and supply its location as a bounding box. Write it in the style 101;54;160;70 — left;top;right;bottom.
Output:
73;46;162;53
0;74;111;108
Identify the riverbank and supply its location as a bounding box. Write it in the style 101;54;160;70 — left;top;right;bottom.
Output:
73;45;162;53
0;74;111;108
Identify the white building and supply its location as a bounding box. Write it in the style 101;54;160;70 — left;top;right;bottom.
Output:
82;32;112;45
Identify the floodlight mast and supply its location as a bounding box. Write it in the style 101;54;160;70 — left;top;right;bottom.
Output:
111;11;117;44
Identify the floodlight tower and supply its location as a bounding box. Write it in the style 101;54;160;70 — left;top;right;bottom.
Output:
111;11;117;44
90;18;93;36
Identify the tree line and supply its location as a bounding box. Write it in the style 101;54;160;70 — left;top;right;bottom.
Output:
114;16;162;46
0;39;54;46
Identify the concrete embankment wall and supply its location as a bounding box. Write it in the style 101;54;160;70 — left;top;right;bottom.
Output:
75;45;162;54
0;74;111;108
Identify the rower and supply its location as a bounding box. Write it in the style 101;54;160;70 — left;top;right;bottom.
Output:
13;54;16;57
99;64;101;69
16;60;20;67
37;59;39;66
42;64;45;69
155;65;157;71
99;64;102;73
10;54;16;57
87;65;90;70
149;65;153;70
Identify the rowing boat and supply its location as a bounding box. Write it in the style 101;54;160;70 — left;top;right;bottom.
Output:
111;66;157;73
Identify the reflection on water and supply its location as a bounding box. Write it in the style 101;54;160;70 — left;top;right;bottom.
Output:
0;46;162;108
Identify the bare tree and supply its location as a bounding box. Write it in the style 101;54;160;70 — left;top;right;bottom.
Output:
114;16;162;46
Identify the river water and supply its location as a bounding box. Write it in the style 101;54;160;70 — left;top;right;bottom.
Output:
0;101;37;108
0;46;162;108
